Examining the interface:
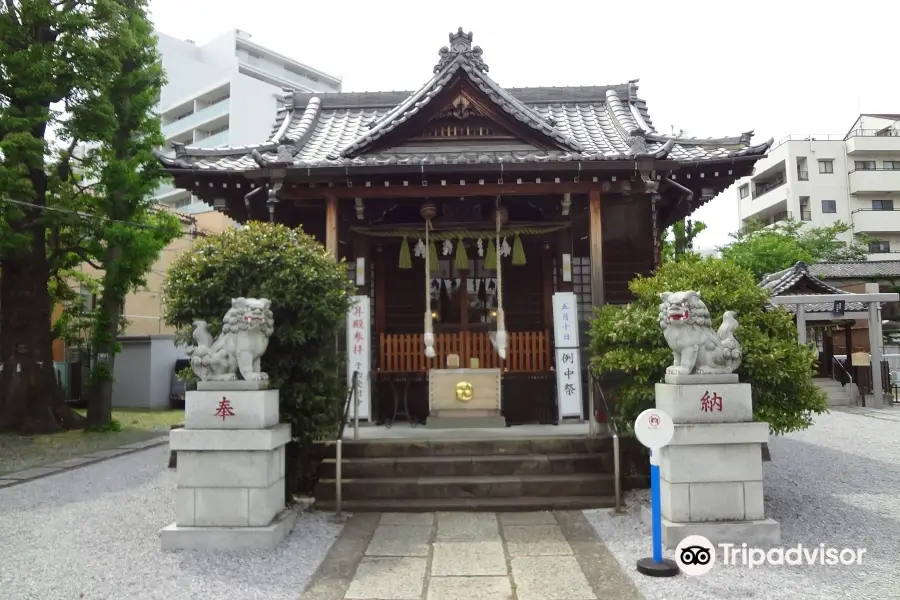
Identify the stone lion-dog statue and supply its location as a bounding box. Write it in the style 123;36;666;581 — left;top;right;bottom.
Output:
659;290;742;376
189;297;275;382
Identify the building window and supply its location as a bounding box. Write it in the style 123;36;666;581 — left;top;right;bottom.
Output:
739;185;749;199
884;160;900;170
799;196;812;221
872;199;895;211
818;160;834;174
855;160;876;171
869;240;891;254
821;200;837;213
796;157;808;181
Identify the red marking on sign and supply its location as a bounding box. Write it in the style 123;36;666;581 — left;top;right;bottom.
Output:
215;397;235;421
700;391;723;412
649;414;660;427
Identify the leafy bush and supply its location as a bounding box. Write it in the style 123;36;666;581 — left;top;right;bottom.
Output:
588;255;828;435
163;222;354;496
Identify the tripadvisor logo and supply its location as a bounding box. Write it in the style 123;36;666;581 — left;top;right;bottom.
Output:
675;535;866;576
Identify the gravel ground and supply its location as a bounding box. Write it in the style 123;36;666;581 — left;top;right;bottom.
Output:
586;408;900;600
0;446;341;600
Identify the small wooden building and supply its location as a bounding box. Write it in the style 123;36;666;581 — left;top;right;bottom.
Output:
157;28;771;426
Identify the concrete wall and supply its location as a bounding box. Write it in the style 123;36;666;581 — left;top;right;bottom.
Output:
112;336;185;409
112;338;152;408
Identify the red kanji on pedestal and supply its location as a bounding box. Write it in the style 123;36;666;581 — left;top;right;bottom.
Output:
700;391;723;412
215;397;235;421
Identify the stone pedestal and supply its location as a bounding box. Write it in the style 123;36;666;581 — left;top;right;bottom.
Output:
427;369;505;428
648;377;781;548
160;387;296;551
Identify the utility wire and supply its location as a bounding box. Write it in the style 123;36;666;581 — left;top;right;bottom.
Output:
0;196;197;233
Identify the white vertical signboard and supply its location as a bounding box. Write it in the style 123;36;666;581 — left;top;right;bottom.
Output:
552;291;580;348
555;347;582;418
552;291;582;419
346;295;371;421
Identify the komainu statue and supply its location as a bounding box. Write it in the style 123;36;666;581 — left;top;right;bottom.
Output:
189;297;275;382
659;290;742;376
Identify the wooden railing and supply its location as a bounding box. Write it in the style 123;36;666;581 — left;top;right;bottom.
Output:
379;330;550;373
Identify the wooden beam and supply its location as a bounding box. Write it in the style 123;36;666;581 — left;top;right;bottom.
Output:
281;180;646;200
589;190;604;308
325;193;338;260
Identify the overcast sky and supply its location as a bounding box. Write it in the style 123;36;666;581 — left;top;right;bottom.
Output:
148;0;898;250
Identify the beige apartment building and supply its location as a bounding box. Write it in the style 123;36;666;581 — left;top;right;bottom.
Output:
68;207;236;338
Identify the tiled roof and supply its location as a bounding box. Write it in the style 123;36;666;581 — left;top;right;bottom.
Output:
810;261;900;279
760;261;865;313
156;29;772;173
150;203;194;225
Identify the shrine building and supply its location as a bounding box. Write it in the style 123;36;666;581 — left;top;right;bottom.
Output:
157;28;771;427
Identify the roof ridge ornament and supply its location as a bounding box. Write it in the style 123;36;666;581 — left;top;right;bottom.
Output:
434;27;488;73
626;128;649;155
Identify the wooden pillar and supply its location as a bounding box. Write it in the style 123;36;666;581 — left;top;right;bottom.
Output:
844;322;853;355
588;190;604;308
325;193;338;260
374;245;387;334
542;240;553;331
796;304;807;345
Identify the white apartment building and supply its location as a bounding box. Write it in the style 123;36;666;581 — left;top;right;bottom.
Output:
737;114;900;261
154;29;342;212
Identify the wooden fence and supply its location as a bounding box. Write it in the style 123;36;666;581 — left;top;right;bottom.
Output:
379;330;550;373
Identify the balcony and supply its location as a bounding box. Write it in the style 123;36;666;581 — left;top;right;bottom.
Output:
797;170;809;181
162;98;230;140
848;168;900;194
754;178;785;198
852;208;900;234
845;129;900;154
189;129;230;148
748;179;788;212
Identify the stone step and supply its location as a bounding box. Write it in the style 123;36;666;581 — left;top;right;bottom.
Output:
319;452;612;479
319;436;612;459
314;495;617;512
314;472;615;501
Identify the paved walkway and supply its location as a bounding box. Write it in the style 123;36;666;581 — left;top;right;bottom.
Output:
301;511;642;600
0;435;167;488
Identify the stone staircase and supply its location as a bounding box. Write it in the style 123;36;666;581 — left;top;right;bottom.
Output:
314;436;619;512
814;377;857;407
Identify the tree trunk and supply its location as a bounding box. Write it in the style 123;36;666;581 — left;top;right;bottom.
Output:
85;245;123;429
0;229;84;433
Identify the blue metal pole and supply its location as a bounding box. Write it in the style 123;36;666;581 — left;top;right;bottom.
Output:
650;449;663;563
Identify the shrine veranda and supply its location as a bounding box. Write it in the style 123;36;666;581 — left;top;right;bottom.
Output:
157;28;771;428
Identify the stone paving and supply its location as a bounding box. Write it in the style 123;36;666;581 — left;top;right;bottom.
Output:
300;511;643;600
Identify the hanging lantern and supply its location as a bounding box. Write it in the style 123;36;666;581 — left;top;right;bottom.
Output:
420;202;438;221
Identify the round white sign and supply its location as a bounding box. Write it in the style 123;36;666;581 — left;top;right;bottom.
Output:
634;408;674;449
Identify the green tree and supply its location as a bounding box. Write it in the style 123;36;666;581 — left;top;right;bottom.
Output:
661;218;707;263
162;222;354;497
70;4;181;428
0;0;135;432
588;255;828;435
721;218;868;280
